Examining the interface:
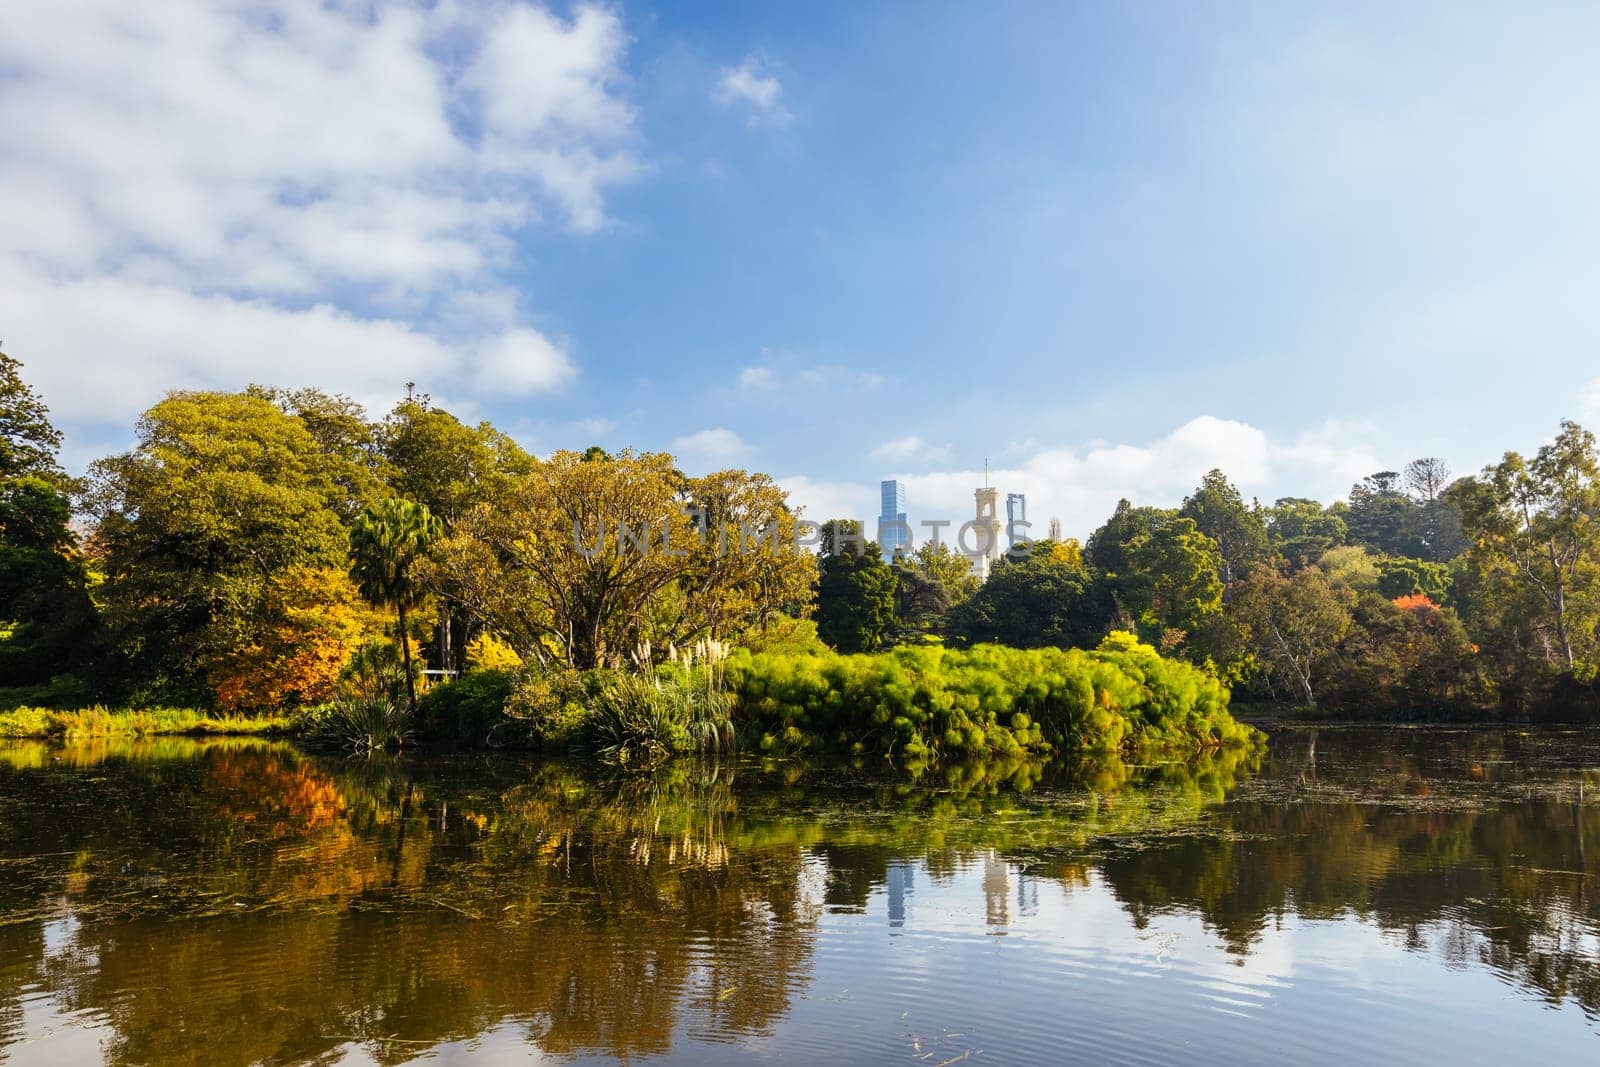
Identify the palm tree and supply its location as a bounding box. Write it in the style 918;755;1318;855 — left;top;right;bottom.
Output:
349;498;443;708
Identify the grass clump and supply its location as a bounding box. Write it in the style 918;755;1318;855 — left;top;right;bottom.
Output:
0;706;293;739
296;697;414;753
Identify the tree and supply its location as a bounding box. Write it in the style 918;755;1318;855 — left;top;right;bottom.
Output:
909;539;980;604
1086;500;1174;575
0;349;68;486
0;476;99;693
1122;517;1224;648
249;385;389;521
1403;457;1452;502
379;394;534;673
1402;458;1469;562
891;562;951;633
944;552;1113;650
88;391;354;702
1346;471;1423;557
672;469;817;643
0;352;99;696
1180;469;1267;586
379;393;530;525
1376;557;1452;602
1317;594;1480;713
209;567;377;712
1449;421;1600;673
1232;564;1355;705
350;498;444;708
428;451;815;668
814;521;897;653
1266;497;1347;566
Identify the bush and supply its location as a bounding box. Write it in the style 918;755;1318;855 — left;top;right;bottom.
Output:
505;670;606;750
297;697;413;753
724;633;1259;760
415;669;515;748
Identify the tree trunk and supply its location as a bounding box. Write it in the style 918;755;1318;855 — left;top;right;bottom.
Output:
398;601;417;708
1548;538;1575;669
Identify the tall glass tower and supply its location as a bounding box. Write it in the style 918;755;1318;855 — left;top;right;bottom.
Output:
878;479;909;562
1006;492;1027;545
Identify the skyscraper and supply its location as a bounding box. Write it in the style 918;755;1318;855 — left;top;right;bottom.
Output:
1006;492;1027;546
878;479;909;562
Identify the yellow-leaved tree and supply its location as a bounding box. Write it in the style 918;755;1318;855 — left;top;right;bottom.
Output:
427;450;815;669
209;567;381;712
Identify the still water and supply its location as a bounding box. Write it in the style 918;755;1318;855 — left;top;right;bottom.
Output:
2;727;1599;1064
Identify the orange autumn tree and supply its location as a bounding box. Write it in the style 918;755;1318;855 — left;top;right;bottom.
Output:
210;567;380;712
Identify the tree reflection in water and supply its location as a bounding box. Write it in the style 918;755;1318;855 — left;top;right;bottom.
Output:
0;728;1598;1063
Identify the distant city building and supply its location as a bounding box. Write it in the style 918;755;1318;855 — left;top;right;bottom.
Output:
1006;492;1027;546
878;479;910;562
969;482;1002;580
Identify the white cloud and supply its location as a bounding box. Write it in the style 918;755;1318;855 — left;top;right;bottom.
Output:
472;328;576;394
780;415;1382;541
1579;379;1600;424
869;434;952;466
798;365;883;389
670;427;748;469
0;0;639;441
774;474;875;528
3;261;457;427
714;56;791;127
739;366;779;390
734;361;883;394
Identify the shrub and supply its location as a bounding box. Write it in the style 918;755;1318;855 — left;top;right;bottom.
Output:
505;670;606;750
724;634;1258;760
298;697;413;753
415;669;515;748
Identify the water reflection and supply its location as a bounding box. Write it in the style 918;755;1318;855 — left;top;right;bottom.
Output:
0;730;1598;1063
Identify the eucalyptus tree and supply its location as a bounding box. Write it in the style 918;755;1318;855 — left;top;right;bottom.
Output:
1449;420;1600;673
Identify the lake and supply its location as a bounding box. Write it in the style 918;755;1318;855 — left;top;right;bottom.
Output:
2;727;1598;1064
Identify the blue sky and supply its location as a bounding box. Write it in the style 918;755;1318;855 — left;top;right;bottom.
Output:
4;1;1599;535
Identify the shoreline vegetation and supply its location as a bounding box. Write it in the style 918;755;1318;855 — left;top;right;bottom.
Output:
0;706;293;740
9;351;1600;762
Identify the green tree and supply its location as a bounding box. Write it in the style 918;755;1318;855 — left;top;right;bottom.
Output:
1376;556;1453;602
249;385;388;521
88;391;354;702
0;353;100;699
0;349;69;486
378;393;534;672
1232;564;1355;706
1403;457;1469;562
1086;500;1174;576
1266;497;1348;566
428;452;814;668
1180;469;1267;586
944;551;1113;650
350;498;444;708
379;393;530;525
1123;517;1224;647
1448;420;1600;673
814;521;897;653
909;539;980;606
1346;471;1423;557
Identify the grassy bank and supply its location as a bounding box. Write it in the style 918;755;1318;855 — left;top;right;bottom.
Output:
0;706;294;740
